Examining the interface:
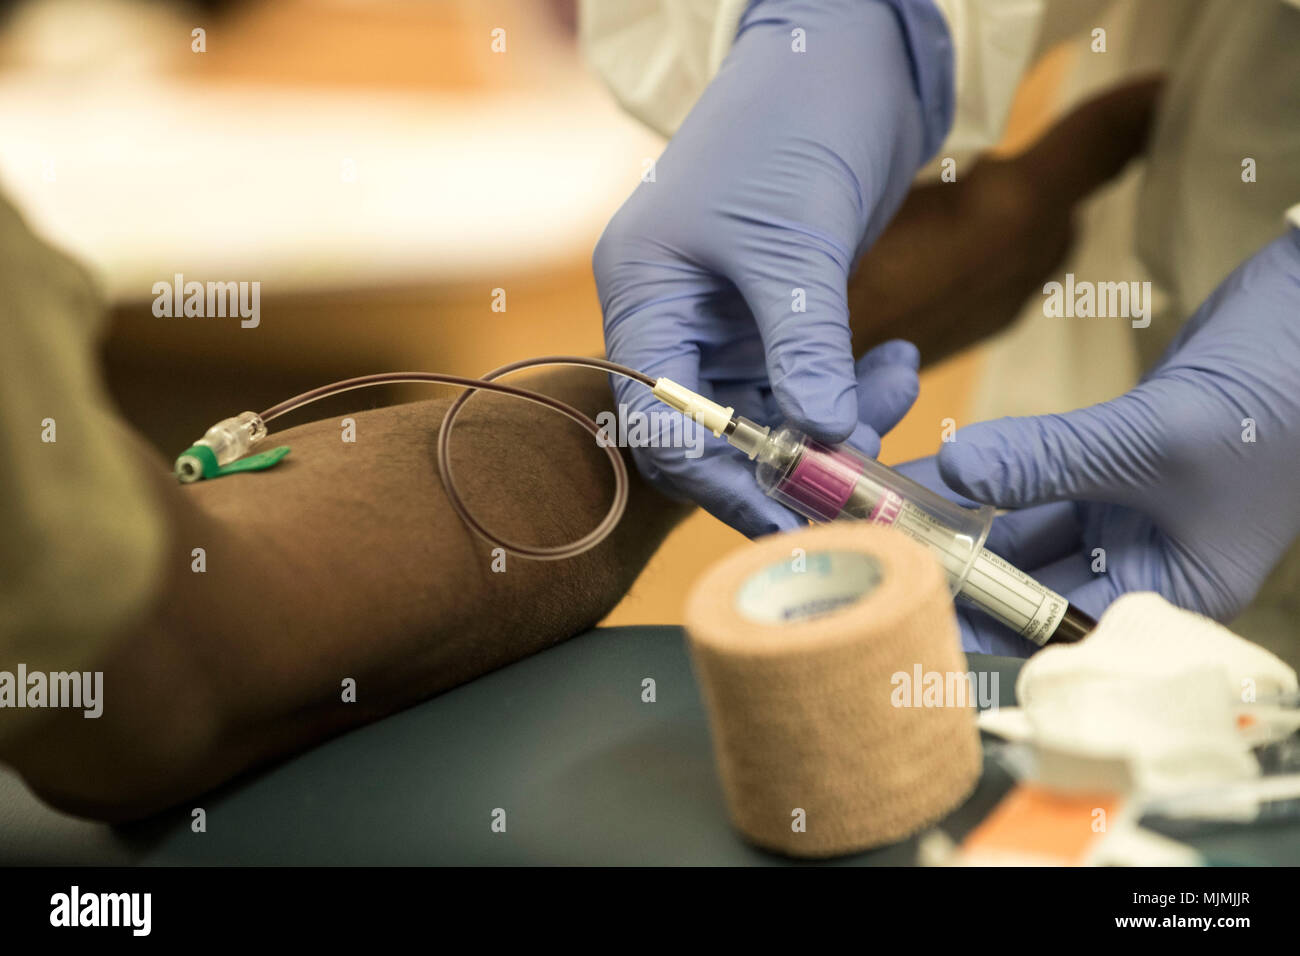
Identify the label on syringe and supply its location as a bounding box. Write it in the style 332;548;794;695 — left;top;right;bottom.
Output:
962;548;1067;645
869;493;1067;644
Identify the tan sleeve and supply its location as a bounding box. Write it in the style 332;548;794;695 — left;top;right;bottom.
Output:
0;195;165;722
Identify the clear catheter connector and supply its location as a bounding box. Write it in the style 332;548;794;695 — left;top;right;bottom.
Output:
175;412;267;482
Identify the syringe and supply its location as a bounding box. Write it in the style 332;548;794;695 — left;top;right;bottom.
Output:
653;379;1094;647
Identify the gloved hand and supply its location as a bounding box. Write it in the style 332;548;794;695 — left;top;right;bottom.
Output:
931;230;1300;655
594;0;952;536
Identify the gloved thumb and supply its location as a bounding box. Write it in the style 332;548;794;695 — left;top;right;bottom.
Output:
736;246;858;445
937;390;1158;509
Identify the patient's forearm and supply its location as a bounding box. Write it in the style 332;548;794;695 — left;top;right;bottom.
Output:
4;368;688;821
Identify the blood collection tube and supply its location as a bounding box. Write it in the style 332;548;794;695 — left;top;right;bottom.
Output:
739;422;1094;646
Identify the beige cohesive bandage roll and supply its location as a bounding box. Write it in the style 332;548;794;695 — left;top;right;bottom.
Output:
685;524;982;858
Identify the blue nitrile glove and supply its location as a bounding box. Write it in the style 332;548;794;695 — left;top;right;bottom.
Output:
929;229;1300;655
594;0;953;537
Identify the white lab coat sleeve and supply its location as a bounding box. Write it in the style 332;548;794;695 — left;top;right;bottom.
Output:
579;0;1111;147
929;0;1045;154
578;0;750;139
930;0;1127;154
579;0;954;149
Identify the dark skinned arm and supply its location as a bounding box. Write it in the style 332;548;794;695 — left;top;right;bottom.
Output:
0;370;688;821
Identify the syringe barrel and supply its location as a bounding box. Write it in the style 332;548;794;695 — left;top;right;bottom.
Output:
754;425;993;597
753;425;1076;646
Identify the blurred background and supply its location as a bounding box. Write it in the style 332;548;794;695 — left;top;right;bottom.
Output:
0;0;1065;626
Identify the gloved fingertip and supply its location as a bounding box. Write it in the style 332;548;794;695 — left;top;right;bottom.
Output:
674;450;806;538
755;510;808;540
847;422;882;458
858;339;920;373
775;382;858;444
857;363;919;435
935;441;972;493
893;455;981;507
936;427;1001;501
725;495;807;540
